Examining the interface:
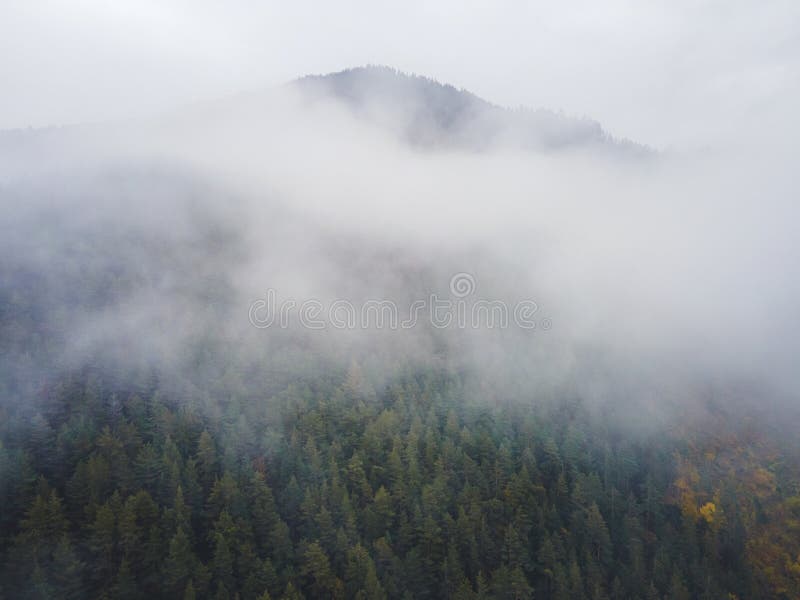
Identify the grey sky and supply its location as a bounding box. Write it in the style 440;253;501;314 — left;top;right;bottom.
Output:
2;0;799;148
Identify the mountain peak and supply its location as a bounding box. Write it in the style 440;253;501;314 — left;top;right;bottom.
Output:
294;66;649;156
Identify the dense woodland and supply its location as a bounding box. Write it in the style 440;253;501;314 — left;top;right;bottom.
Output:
0;71;797;599
1;360;799;599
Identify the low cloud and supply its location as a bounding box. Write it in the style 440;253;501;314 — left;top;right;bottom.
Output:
1;69;798;433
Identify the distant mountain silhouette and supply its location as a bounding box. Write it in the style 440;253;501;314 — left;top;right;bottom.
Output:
295;66;650;155
0;65;650;159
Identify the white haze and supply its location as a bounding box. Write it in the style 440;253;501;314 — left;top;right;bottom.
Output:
1;74;799;432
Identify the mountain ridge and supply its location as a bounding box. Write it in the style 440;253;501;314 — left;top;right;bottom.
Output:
294;65;651;155
0;66;652;158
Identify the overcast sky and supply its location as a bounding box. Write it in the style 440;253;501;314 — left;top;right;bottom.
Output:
2;0;799;148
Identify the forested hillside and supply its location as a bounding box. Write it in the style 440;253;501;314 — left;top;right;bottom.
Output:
1;360;799;599
1;67;799;600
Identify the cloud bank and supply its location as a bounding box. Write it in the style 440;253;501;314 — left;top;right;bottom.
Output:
1;70;798;435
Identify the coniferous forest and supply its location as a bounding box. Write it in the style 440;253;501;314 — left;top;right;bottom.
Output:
2;353;800;599
2;48;800;600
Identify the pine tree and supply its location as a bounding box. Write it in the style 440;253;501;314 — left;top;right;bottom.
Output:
164;527;196;595
212;531;234;593
585;503;612;565
111;557;138;600
51;536;85;600
87;501;117;589
197;430;218;490
568;558;586;600
281;581;305;600
250;471;279;553
18;488;68;563
302;541;340;599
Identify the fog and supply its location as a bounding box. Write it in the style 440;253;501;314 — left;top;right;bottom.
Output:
1;66;798;437
4;2;800;149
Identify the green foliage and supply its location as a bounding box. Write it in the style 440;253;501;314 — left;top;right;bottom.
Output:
0;367;794;598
